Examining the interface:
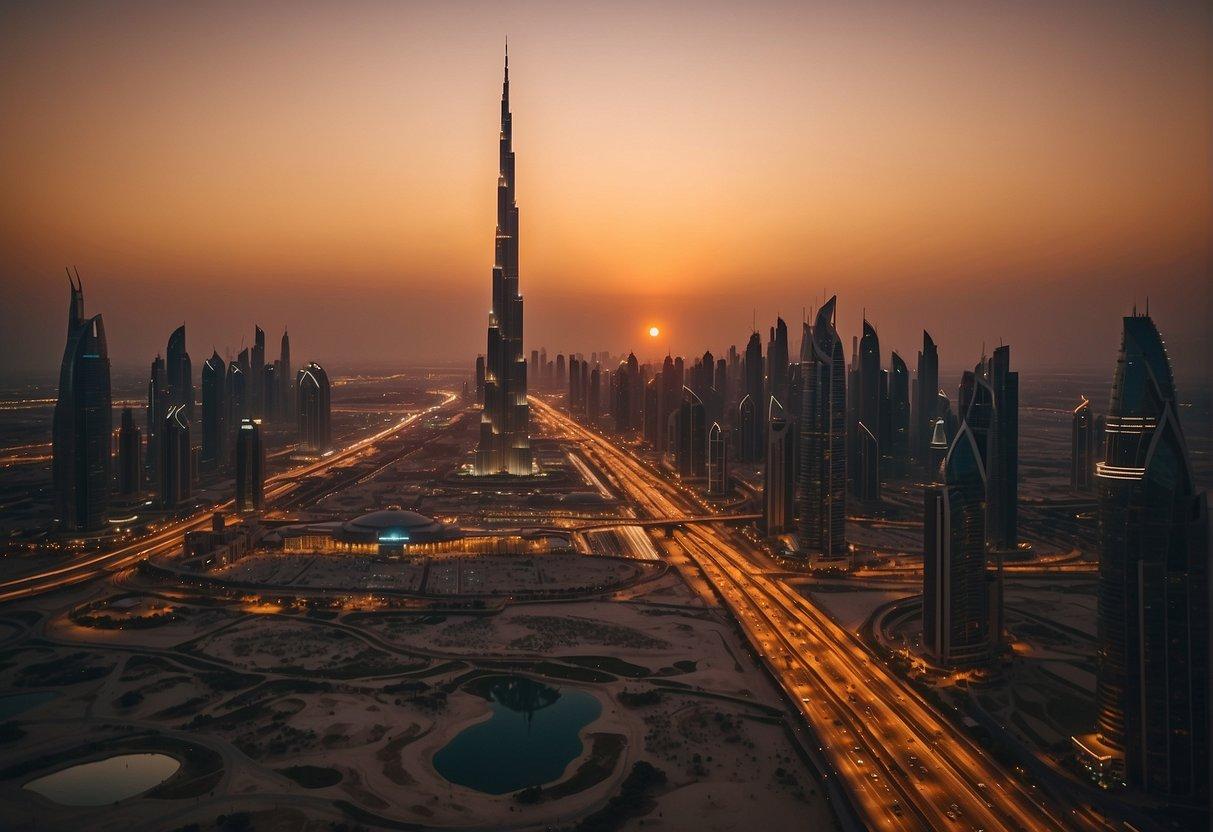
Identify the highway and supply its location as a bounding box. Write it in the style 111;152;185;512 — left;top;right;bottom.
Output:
0;391;457;604
532;396;1098;832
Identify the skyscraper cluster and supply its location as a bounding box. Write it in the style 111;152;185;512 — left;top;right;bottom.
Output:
50;272;329;529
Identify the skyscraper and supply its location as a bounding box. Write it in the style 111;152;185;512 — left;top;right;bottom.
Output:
279;328;292;421
796;297;847;564
764;397;796;534
1071;396;1096;492
767;317;789;406
159;404;191;509
235;418;265;513
165;325;193;421
741;332;764;461
225;358;247;452
474;47;532;476
147;354;167;482
914;331;939;470
251;324;265;418
117;407;141;496
201;352;226;467
673;387;706;478
708;421;729;496
853;319;882;502
52;272;112;531
297;361;331;453
889;351;910;471
986;345;1019;551
922;421;991;667
1075;312;1209;798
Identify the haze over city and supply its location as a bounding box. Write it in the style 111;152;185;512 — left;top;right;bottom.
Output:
1;0;1210;378
0;3;1210;832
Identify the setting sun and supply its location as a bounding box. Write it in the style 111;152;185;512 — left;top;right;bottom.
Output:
649;326;660;338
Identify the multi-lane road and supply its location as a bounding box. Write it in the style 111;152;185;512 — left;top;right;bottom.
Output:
0;391;457;604
532;396;1100;832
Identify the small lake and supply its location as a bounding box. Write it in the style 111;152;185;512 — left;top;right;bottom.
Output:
24;753;180;806
0;691;59;720
433;675;601;794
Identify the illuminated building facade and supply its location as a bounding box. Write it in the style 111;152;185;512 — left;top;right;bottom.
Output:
796;297;847;564
276;509;544;557
923;421;991;667
52;272;112;531
235;418;264;512
166;324;193;421
296;362;331;453
1071;396;1096;492
201;351;226;467
741;331;763;461
159;404;192;508
474;48;532;475
1075;312;1209;798
708;421;728;496
764;397;796;534
853;319;882;503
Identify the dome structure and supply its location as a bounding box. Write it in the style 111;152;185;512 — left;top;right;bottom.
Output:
343;509;443;539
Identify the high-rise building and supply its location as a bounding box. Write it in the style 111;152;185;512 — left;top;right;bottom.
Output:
672;387;706;478
475;355;486;404
201;352;226;467
262;363;279;422
474;49;532;476
914;330;939;470
796;297;847;564
1071;396;1096;492
767;317;789;406
986;345;1018;551
889;351;910;470
741;332;764;461
166;324;193;421
117;407;141;496
297;362;331;453
922;421;991;667
146;354;167;482
853;319;882;502
251;324;265;418
708;421;729;496
159;404;191;508
1073;312;1209;798
225;358;247;453
52;272;112;531
235;418;265;512
279;328;292;420
588;365;601;426
764;397;796;534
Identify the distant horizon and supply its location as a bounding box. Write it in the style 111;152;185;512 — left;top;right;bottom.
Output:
2;1;1209;384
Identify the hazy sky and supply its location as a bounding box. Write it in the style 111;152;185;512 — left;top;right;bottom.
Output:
1;0;1209;382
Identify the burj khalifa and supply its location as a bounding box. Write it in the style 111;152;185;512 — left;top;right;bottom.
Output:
475;46;532;475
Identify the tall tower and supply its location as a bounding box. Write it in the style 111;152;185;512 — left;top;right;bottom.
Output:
1071;397;1096;491
297;362;332;453
796;297;847;565
279;328;292;421
117;407;142;496
201;351;226;467
474;46;532;476
764;397;796;535
854;319;882;503
914;331;939;470
1075;312;1209;798
165;325;193;421
52;271;112;531
235;418;265;513
922;421;991;667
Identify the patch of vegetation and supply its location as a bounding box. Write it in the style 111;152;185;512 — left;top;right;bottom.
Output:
16;652;113;687
618;689;663;708
564;655;651;678
277;764;342;788
572;761;666;832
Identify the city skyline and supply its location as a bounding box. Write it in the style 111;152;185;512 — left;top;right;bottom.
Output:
2;1;1210;379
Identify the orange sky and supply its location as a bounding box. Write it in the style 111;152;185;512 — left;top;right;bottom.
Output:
1;1;1209;380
